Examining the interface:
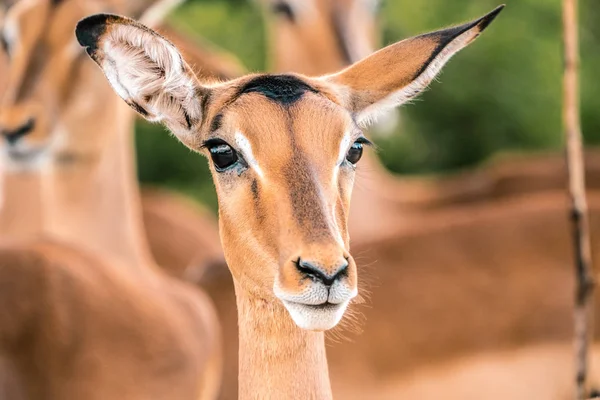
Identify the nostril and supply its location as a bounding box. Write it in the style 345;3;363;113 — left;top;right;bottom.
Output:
2;119;35;145
295;258;349;287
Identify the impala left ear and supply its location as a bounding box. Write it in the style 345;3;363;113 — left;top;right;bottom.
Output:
322;5;504;126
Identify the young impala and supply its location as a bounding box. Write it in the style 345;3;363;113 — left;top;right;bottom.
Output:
76;6;503;397
0;0;242;275
0;0;223;398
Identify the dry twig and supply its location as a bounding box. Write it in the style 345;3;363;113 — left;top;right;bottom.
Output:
563;0;596;398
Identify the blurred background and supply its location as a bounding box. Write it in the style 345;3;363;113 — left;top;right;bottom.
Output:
136;0;600;211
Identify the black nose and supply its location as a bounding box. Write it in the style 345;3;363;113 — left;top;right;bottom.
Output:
295;258;349;287
2;119;35;145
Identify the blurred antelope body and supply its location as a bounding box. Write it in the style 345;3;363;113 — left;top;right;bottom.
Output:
76;6;502;398
0;0;222;398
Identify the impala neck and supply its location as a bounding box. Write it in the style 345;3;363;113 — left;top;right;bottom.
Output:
43;100;153;272
234;281;333;400
0;170;45;238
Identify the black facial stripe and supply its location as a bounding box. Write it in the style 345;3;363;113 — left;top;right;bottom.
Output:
0;33;9;55
330;5;353;65
249;178;266;223
15;42;48;102
271;1;295;22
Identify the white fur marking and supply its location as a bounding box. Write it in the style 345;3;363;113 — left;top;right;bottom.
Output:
98;23;203;137
336;131;352;166
235;131;264;178
3;16;17;51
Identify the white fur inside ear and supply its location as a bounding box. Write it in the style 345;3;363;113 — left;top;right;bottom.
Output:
99;23;202;132
357;28;479;127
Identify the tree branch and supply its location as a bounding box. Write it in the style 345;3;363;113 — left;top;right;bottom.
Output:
563;0;596;398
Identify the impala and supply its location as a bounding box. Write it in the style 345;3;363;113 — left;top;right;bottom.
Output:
0;0;243;275
77;6;503;397
0;0;222;398
250;2;600;399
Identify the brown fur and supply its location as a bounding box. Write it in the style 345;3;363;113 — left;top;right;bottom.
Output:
76;7;502;399
0;0;228;398
197;2;600;398
0;0;241;277
0;237;221;400
140;186;224;279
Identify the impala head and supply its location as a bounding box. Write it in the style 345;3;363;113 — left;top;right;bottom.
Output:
259;0;380;75
0;0;174;170
0;0;96;168
76;6;503;330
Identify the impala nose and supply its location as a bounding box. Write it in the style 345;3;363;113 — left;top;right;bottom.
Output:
295;257;349;287
1;119;35;145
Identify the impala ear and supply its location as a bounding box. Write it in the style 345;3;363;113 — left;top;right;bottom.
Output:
322;5;504;126
75;14;210;148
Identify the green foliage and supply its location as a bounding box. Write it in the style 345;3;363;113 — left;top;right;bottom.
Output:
135;0;600;208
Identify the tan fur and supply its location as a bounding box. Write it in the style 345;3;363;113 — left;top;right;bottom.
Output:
0;0;241;277
77;8;502;398
0;237;221;400
0;0;226;398
140;187;224;279
260;0;517;243
204;190;600;399
198;2;600;399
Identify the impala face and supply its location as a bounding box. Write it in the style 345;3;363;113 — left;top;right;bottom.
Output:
205;77;363;330
76;6;503;330
0;0;88;168
0;0;148;171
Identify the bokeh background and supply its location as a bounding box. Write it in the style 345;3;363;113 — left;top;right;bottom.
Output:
136;0;600;210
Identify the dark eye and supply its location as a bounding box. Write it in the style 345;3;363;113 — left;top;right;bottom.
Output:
271;1;295;22
346;141;364;165
208;142;239;171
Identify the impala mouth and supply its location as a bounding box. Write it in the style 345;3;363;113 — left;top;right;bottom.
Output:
7;147;42;160
3;145;49;170
281;299;350;331
300;301;343;311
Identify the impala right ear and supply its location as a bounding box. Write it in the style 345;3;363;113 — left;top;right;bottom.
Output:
322;5;504;126
75;13;210;148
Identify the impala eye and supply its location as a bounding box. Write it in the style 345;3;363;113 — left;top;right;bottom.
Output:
346;141;364;165
207;140;239;171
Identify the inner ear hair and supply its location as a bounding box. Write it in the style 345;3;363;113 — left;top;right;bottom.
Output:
75;13;210;147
